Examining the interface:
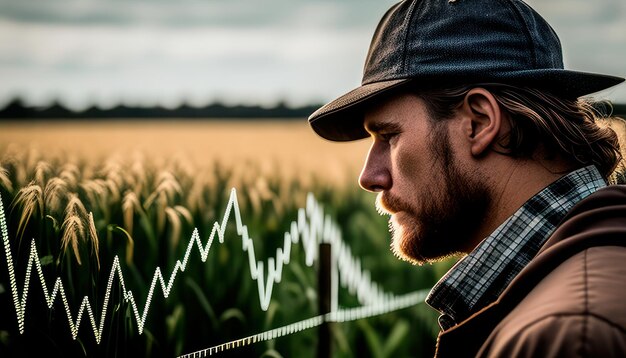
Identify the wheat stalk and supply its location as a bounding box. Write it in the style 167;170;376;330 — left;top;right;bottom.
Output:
168;205;194;249
2;145;29;187
34;161;53;187
0;166;13;193
12;181;44;243
104;178;121;205
44;177;68;216
157;192;167;234
186;178;204;215
164;206;182;249
88;212;100;270
126;151;148;194
173;205;193;226
59;163;81;189
24;147;41;176
142;171;184;234
122;190;141;235
248;187;262;215
80;179;108;204
61;193;89;265
155;171;183;202
80;178;115;224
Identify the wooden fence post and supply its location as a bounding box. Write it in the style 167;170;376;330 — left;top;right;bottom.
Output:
318;242;332;358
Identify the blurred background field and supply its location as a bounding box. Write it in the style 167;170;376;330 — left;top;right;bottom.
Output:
0;119;450;357
0;119;370;185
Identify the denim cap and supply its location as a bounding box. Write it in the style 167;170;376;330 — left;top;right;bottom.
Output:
308;0;625;142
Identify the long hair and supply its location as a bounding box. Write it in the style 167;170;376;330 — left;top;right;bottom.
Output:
416;83;624;181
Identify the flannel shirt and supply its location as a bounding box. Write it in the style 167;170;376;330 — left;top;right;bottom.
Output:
425;165;607;330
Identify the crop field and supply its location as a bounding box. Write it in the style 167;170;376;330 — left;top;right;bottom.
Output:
3;117;624;357
0;119;449;357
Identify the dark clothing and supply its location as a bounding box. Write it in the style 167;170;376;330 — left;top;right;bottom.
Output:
435;185;626;357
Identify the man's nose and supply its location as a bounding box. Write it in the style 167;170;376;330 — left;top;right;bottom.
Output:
359;143;391;192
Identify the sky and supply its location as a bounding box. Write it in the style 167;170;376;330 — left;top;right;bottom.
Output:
0;0;624;111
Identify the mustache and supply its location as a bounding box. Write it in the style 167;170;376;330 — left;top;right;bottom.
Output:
375;192;412;215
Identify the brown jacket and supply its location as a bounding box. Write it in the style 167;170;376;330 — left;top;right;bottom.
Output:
435;186;626;357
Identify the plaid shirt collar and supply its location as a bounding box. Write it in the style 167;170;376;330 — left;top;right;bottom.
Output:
425;165;607;330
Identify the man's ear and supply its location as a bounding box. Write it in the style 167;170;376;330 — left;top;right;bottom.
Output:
461;88;503;157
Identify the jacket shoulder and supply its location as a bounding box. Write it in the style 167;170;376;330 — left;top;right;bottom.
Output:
479;246;626;357
481;314;626;357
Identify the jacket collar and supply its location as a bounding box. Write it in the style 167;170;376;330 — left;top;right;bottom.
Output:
434;185;626;357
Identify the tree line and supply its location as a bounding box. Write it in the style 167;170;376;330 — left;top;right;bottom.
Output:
0;98;624;121
0;98;322;120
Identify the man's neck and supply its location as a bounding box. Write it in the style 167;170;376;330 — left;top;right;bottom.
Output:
469;158;575;251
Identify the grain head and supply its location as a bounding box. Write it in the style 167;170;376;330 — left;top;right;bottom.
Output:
61;193;89;265
164;206;182;249
12;181;44;243
0;166;14;193
44;177;69;215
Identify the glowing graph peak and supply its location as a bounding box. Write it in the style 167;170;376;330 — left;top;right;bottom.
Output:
1;188;394;344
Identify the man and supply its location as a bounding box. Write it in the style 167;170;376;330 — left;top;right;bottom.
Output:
308;0;626;357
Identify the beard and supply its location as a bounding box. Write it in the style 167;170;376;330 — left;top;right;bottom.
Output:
376;124;491;265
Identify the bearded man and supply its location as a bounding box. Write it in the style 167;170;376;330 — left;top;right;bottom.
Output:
308;0;626;356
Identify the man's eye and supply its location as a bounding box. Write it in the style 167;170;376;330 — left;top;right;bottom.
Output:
379;132;398;142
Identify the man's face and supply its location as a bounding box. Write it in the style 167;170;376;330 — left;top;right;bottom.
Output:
359;93;490;265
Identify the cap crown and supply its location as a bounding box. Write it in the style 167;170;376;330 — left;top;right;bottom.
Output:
363;0;563;86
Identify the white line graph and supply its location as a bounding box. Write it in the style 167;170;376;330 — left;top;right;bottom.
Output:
1;188;427;352
179;289;428;357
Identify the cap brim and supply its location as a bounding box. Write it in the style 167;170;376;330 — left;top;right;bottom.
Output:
498;69;625;99
308;70;624;142
308;79;411;141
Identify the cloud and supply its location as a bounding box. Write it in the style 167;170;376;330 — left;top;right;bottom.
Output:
526;0;626;77
0;17;375;109
0;0;392;29
0;0;623;110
